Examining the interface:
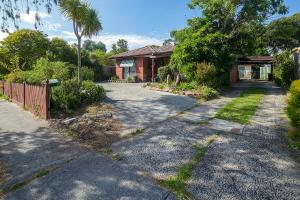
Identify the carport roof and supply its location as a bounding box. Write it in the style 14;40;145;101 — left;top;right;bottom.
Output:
238;56;274;64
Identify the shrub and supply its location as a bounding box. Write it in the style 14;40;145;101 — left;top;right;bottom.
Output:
199;86;219;100
5;70;31;83
157;65;173;82
287;80;300;127
195;62;219;88
274;50;295;87
80;80;105;103
176;81;197;91
80;66;94;81
4;58;71;85
51;78;81;112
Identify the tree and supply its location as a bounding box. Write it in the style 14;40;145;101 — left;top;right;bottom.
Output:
163;38;174;46
1;29;49;70
48;37;77;64
171;0;288;84
111;39;129;54
59;0;102;81
266;13;300;53
83;40;106;52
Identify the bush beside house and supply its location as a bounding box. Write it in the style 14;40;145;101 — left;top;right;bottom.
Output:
287;80;300;127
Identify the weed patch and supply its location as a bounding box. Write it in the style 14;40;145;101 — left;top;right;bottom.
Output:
158;135;218;199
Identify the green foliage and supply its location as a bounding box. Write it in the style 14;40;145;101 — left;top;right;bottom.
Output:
80;81;105;103
274;50;295;87
110;39;129;55
48;38;77;64
80;66;94;81
216;88;265;124
157;65;173;82
4;58;71;85
83;40;106;52
171;0;288;82
287;80;300;127
175;81;198;91
51;78;81;112
199;86;219;100
195;62;219;88
1;29;49;70
267;13;300;53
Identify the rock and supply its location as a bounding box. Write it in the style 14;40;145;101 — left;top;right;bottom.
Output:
82;112;113;120
63;118;77;125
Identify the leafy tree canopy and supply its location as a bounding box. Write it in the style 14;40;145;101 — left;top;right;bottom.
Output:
111;39;129;55
171;0;288;82
48;37;77;64
0;29;49;70
83;40;107;52
266;13;300;53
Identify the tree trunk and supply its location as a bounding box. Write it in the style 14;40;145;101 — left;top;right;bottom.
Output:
77;36;82;82
175;74;181;86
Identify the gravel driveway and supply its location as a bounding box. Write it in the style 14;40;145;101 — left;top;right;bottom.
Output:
100;83;198;135
112;88;300;199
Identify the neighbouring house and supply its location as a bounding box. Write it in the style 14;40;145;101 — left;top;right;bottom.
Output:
111;44;175;82
230;56;274;85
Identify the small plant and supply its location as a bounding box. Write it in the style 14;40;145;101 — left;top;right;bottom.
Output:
199;86;219;100
112;154;123;161
110;76;118;81
126;76;134;82
80;81;105;103
51;78;81;112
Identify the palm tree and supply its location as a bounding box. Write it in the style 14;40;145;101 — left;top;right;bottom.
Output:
59;0;102;81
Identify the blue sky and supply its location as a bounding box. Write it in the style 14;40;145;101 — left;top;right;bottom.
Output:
0;0;299;50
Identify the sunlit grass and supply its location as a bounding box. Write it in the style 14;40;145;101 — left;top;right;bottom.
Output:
216;88;265;124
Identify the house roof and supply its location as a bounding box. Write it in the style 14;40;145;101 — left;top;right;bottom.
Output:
238;56;274;64
111;44;175;59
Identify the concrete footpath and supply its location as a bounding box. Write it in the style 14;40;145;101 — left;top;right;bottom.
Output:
0;100;173;200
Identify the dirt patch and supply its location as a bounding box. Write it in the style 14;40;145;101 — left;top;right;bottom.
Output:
50;103;122;149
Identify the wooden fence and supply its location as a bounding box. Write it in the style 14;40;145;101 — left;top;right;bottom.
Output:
0;80;50;119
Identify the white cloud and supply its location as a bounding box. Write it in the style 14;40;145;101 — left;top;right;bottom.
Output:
20;11;50;25
0;32;8;41
45;23;62;31
50;31;164;50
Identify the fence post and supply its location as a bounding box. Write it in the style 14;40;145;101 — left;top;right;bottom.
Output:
45;80;50;119
10;81;12;98
23;82;26;107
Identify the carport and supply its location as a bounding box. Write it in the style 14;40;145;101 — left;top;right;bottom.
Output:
236;56;274;81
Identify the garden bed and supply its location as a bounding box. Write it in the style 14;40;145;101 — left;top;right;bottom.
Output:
144;82;219;101
50;103;122;149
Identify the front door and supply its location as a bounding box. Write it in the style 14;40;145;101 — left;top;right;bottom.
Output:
123;66;136;79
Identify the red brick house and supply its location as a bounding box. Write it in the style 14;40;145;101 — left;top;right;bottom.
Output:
111;44;175;82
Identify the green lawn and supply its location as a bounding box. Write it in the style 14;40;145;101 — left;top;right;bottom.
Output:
216;88;265;124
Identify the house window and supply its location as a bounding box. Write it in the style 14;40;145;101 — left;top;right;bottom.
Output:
120;59;136;79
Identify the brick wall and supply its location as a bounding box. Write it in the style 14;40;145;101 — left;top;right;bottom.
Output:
135;57;144;81
115;60;123;80
230;65;238;85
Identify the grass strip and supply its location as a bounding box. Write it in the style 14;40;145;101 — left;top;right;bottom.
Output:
158;135;218;200
216;88;265;124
